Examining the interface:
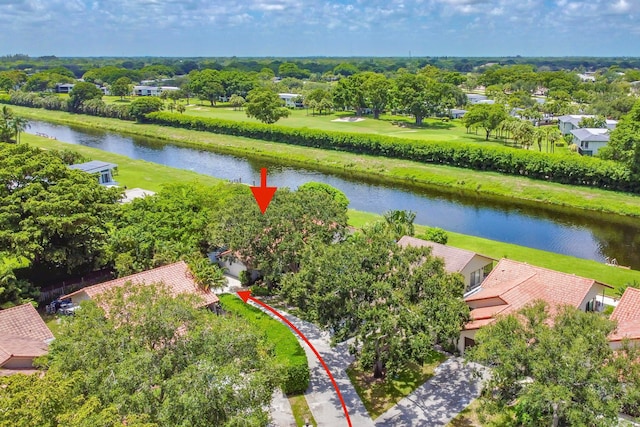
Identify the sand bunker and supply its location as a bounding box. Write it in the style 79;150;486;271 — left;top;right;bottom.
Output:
331;117;365;122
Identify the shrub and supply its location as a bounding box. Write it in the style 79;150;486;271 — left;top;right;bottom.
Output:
219;294;309;394
418;227;448;244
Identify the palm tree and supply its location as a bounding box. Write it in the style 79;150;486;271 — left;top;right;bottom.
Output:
0;106;14;143
544;127;561;153
10;116;29;143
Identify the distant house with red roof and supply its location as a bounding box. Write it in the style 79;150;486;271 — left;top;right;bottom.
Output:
0;303;54;375
458;258;612;354
62;261;219;309
609;287;640;350
398;236;495;292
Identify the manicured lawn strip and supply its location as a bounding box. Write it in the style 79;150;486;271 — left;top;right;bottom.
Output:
348;210;640;294
13;105;640;219
218;293;309;394
42;314;63;338
22;133;222;192
288;394;317;427
347;352;447;419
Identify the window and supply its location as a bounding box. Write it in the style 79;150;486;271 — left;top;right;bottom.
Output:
469;268;483;289
100;171;111;184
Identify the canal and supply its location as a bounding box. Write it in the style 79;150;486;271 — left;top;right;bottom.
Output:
27;120;640;269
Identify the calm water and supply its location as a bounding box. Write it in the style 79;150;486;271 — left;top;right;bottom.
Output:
27;120;640;269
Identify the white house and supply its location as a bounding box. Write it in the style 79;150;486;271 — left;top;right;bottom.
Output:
68;160;118;186
558;115;618;135
450;109;467;119
55;83;75;93
577;72;596;82
278;93;303;108
397;236;495;292
570;128;610;156
457;259;611;354
466;94;488;104
133;85;179;96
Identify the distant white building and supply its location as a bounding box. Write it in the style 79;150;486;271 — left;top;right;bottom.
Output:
577;72;596;82
55;83;75;93
466;93;488;104
278;93;303;108
133;85;179;96
570;128;610;156
557;115;617;135
450;109;467;119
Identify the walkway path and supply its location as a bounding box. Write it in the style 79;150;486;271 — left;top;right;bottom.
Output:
374;357;488;426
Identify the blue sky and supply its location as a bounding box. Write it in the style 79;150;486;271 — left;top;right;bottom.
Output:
1;0;639;57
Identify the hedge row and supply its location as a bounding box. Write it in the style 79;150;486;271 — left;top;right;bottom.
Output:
218;294;310;394
146;111;639;193
1;92;134;121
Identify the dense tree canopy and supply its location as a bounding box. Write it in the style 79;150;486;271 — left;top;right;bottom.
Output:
462;103;509;140
280;220;468;378
129;96;164;122
0;283;278;427
467;301;640;425
0;144;121;275
208;185;348;285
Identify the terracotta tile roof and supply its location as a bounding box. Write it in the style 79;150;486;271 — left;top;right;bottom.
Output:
63;261;219;307
610;287;640;342
397;235;494;273
463;259;611;330
0;304;54;342
0;336;49;366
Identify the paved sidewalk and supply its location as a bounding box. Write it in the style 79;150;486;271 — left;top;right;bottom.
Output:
252;302;374;427
269;389;297;427
374;357;488;426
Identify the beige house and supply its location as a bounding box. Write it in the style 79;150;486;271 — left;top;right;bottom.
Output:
63;261;219;309
609;287;640;350
0;304;54;375
398;236;495;292
458;259;611;354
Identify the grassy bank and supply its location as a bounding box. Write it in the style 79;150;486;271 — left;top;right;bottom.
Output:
13;105;640;219
24;132;640;293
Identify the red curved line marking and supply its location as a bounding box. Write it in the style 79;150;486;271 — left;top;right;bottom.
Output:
237;291;352;427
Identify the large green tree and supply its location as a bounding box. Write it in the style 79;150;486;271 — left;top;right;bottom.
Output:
67;81;103;113
462;103;509;140
0;144;121;273
467;302;626;426
188;69;224;106
110;76;132;100
0;283;277;427
129;96;164;122
599;99;640;174
109;182;238;277
280;222;468;378
244;88;290;124
208;185;348;285
394;73;443;125
362;72;391;119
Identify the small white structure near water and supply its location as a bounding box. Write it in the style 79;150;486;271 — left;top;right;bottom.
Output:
68;160;118;186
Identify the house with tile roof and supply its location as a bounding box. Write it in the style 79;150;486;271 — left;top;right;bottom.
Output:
609;287;640;350
0;303;54;375
398;236;495;292
457;258;612;354
62;261;219;310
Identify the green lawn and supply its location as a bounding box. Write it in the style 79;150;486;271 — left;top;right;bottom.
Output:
23;133;222;192
347;352;447;419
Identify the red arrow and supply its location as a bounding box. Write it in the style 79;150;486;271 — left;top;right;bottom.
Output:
250;168;277;214
237;290;353;427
